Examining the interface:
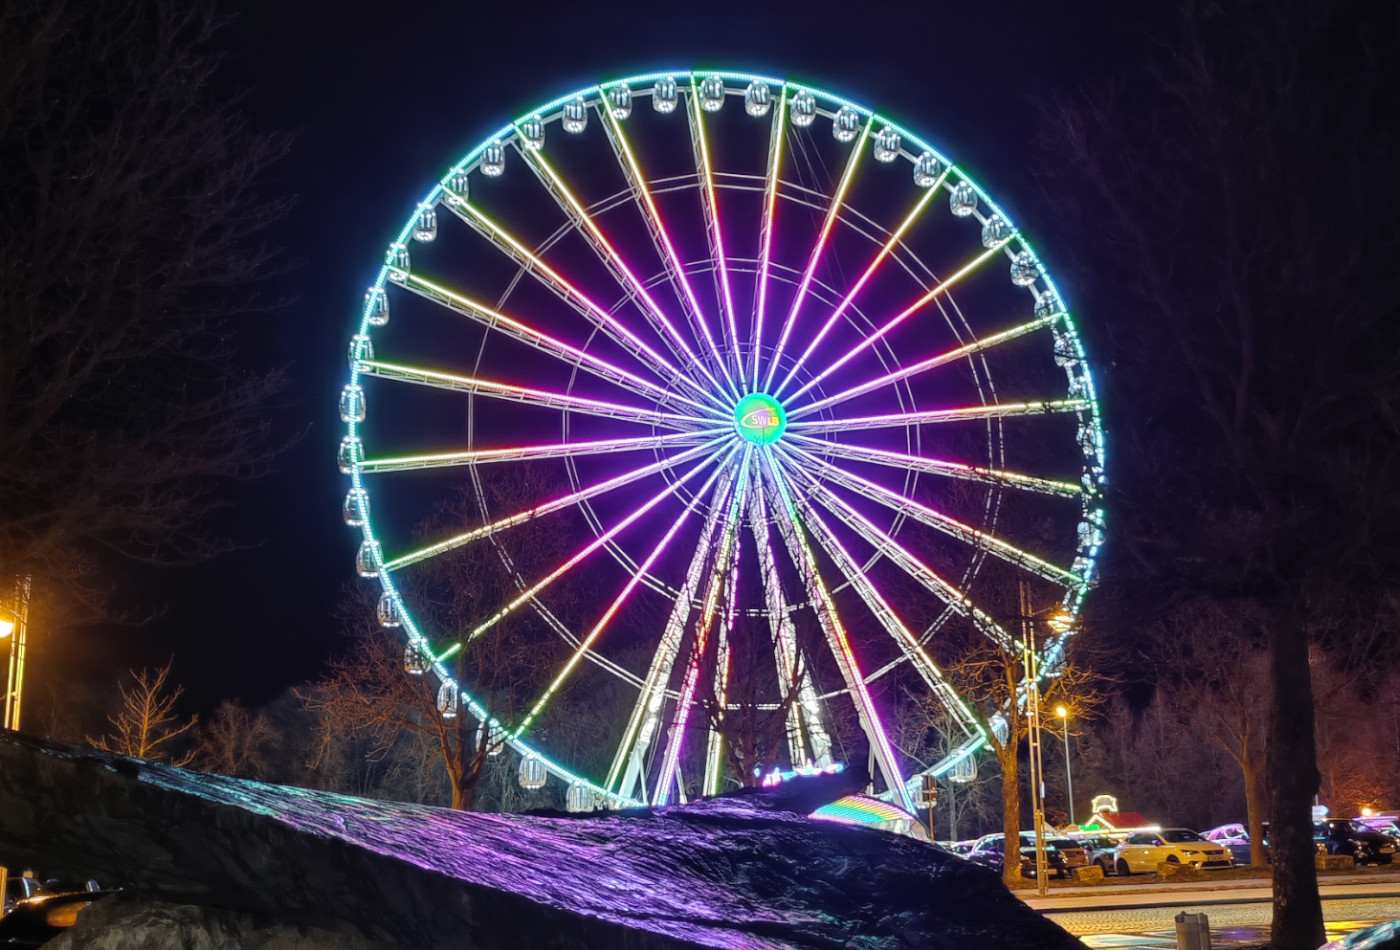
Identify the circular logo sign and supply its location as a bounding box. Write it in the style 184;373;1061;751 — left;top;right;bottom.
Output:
733;393;787;445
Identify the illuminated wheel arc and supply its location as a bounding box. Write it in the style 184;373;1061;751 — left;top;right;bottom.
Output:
339;70;1106;811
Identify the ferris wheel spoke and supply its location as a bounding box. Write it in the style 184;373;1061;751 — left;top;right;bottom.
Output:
788;398;1091;433
784;243;1006;405
355;359;710;431
439;201;727;412
468;446;734;643
687;80;742;383
771;176;947;401
515;138;740;401
786;313;1061;420
595;100;740;399
760;450;915;812
510;455;733;739
653;449;753;805
395;272;724;419
749;87;787;393
779;458;1017;652
785;482;983;741
608;461;741;799
781;442;1080;587
748;479;832;768
785;433;1084;498
358;429;728;475
380;438;729;573
761;122;871;394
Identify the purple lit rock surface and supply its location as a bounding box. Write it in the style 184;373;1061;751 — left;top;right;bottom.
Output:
0;733;1083;949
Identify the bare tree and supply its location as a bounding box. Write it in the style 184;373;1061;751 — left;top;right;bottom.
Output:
695;614;810;791
1152;600;1271;866
306;472;575;811
193;699;277;779
0;0;290;623
938;630;1104;886
89;661;198;764
1040;1;1399;941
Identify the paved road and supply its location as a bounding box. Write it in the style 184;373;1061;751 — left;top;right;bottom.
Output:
1021;872;1400;947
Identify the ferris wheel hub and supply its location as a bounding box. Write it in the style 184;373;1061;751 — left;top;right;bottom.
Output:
733;393;787;445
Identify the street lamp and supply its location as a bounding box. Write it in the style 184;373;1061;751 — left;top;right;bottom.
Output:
0;607;14;639
1056;705;1074;827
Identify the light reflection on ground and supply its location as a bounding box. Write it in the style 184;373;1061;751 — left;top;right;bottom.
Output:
1059;898;1399;947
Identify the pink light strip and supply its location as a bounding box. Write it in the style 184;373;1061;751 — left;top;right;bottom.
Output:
470;447;729;641
786;314;1059;420
654;449;752;805
772;182;942;400
523;141;738;400
401;273;723;418
761;122;871;393
750;88;787;392
689;79;742;384
510;452;733;735
782;442;1078;585
785;433;1084;497
446;204;726;411
356;359;710;431
784;243;1004;404
760;449;915;813
381;438;729;572
360;429;728;474
787;397;1090;432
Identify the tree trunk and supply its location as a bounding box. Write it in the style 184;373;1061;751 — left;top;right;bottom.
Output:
998;744;1022;888
1243;758;1268;869
1267;606;1323;948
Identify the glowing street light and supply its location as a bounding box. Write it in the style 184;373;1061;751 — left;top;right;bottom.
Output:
0;607;14;639
1056;705;1075;827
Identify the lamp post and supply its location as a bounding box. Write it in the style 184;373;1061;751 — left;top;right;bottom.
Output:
2;576;31;732
1056;705;1075;827
0;576;30;916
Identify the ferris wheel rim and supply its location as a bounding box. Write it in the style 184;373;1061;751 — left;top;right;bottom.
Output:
340;68;1106;810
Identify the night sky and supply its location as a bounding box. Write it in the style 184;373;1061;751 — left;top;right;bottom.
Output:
34;0;1164;718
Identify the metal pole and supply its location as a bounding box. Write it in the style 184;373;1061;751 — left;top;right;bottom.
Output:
1062;718;1075;827
1;575;30;917
1021;582;1048;895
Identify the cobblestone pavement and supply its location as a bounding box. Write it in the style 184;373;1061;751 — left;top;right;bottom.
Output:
1050;897;1400;947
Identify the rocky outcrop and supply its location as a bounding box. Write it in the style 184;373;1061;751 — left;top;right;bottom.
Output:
0;732;1084;949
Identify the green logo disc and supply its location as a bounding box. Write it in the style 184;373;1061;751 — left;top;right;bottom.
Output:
734;393;787;445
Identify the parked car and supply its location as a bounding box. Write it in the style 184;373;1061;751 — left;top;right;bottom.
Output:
1070;833;1123;875
965;833;1088;878
0;890;116;947
1356;818;1400;844
1113;828;1233;874
1315;819;1396;865
1204;823;1257;865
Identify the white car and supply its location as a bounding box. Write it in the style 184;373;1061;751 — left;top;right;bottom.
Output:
1113;828;1233;873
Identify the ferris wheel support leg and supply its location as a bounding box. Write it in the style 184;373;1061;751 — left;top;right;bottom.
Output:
608;464;740;800
750;482;830;769
761;451;915;814
653;455;752;805
788;482;983;744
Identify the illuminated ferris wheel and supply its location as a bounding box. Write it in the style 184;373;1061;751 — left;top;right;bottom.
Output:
338;70;1105;812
